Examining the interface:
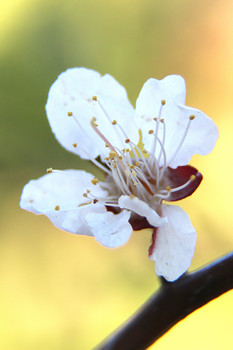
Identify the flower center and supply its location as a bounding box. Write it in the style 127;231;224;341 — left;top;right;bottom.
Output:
67;97;196;209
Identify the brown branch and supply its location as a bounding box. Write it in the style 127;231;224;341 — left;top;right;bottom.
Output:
95;252;233;350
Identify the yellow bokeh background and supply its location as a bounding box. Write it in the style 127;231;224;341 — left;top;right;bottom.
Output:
0;0;232;349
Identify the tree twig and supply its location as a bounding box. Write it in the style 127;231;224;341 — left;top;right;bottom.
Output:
95;252;233;350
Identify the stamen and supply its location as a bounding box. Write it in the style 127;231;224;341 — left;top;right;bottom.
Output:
169;175;196;193
150;99;165;156
54;205;60;211
169;115;195;164
90;117;116;153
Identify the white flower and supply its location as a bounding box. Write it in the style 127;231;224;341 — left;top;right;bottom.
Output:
20;68;218;281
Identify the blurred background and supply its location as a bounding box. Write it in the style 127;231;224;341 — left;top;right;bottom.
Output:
0;0;232;349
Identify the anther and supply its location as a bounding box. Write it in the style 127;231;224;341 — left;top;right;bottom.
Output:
55;205;60;211
148;130;154;134
190;175;196;181
130;165;135;169
160;119;164;123
67;111;73;117
112;120;117;125
93;199;98;204
161;99;166;105
83;193;88;198
91;117;98;127
92;96;97;101
47;168;53;173
153;117;158;121
72;143;77;148
166;186;171;191
135;161;140;166
125;139;130;143
109;151;117;159
189;115;195;120
91;178;99;185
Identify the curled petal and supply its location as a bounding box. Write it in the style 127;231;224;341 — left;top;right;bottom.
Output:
86;210;132;248
46;68;137;161
20;169;107;235
149;205;197;282
118;195;167;227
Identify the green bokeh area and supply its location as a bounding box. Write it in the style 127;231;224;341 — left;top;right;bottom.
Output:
0;0;233;349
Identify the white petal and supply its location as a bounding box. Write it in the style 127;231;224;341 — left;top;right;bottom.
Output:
46;68;137;161
86;210;132;248
166;105;219;167
118;195;167;227
150;205;197;282
20;169;107;235
135;75;218;167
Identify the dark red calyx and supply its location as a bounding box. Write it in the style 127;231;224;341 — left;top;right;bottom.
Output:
163;165;203;202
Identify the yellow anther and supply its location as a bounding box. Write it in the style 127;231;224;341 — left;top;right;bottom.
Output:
92;96;97;101
67;111;73;117
113;165;117;168
130;194;135;198
104;157;109;161
189;115;195;120
55;205;60;211
135;161;140;166
119;156;123;160
83;193;88;198
86;189;90;193
109;151;117;159
46;168;53;173
125;139;130;143
148;130;154;134
133;182;138;186
126;148;130;152
161;99;166;105
190;175;196;181
72;143;77;148
153;117;158;121
112;120;117;125
132;171;137;177
105;144;109;147
91;178;99;185
91;117;98;127
130;165;135;169
160;118;164;123
166;186;171;191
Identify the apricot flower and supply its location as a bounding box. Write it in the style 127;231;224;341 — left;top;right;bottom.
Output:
20;68;218;281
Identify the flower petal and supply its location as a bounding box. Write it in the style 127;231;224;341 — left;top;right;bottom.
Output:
167;104;219;167
46;68;137;161
135;75;218;167
20;169;107;235
85;210;132;248
118;195;167;227
149;205;197;281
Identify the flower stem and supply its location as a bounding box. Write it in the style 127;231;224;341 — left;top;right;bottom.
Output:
95;252;233;350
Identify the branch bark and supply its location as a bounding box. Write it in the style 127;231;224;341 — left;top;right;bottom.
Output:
95;252;233;350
